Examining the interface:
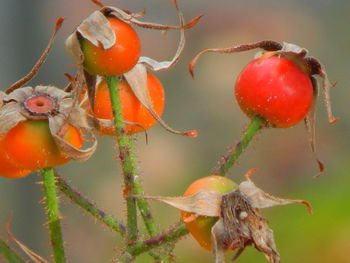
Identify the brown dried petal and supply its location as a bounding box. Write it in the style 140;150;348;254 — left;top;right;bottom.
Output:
304;77;325;177
140;189;223;217
238;177;312;214
0;91;5;107
211;219;228;263
49;105;97;162
138;11;186;71
281;42;308;57
3;86;34;103
0;101;26;135
103;6;201;30
189;40;282;78
65;32;84;64
6;18;64;94
247;216;279;263
124;64;197;137
76;10;116;50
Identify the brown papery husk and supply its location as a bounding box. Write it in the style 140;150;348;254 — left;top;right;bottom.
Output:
0;85;97;162
138;172;312;263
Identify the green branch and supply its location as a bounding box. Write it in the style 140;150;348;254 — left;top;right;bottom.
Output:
106;76;138;242
116;116;265;259
0;238;25;263
214;116;266;176
40;168;66;263
106;76;168;261
56;175;126;236
118;223;188;260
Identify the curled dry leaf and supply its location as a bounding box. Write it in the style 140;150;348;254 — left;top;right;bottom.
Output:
139;173;312;263
0;85;97;163
124;64;197;138
6;17;64;94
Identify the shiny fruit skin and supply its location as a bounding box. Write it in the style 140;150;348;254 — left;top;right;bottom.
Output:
93;73;165;135
2;120;83;170
0;140;31;178
81;17;141;76
235;56;313;128
181;175;238;251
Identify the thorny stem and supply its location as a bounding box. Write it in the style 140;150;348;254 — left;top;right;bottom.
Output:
40;168;66;263
106;76;168;262
56;175;126;236
0;238;26;263
117;116;265;258
106;76;138;242
214;116;266;176
118;223;189;260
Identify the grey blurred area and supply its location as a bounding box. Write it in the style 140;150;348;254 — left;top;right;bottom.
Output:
0;0;350;262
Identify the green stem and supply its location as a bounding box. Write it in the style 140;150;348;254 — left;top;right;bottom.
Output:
106;76;166;261
0;238;25;263
106;75;138;242
40;168;66;263
215;116;266;176
120;223;188;259
116;116;265;259
56;176;126;236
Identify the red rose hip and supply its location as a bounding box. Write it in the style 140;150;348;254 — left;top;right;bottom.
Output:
235;55;313;128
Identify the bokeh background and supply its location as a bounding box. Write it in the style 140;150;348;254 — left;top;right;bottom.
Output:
0;0;349;262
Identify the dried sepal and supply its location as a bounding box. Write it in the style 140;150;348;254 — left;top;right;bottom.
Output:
77;10;116;50
0;91;5;107
304;77;325;177
138;10;186;71
65;3;201;67
304;56;338;124
140;171;312;263
5;219;49;263
0;85;97;163
141;189;223;217
189;40;283;77
103;6;201;30
6;18;64;94
238;172;312;213
124;64;197;138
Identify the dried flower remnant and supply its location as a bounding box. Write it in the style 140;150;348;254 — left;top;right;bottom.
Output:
65;1;200;138
140;170;312;263
0;84;97;170
0;17;96;174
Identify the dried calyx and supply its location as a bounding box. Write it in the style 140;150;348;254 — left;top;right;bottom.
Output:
140;169;312;263
0;84;97;162
66;1;200;138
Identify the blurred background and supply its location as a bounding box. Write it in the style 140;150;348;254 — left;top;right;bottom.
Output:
0;0;349;262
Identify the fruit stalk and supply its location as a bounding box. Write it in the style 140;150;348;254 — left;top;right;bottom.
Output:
0;238;26;263
40;168;66;263
56;175;126;236
215;115;266;176
106;76;138;242
106;76;159;244
118;223;189;259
